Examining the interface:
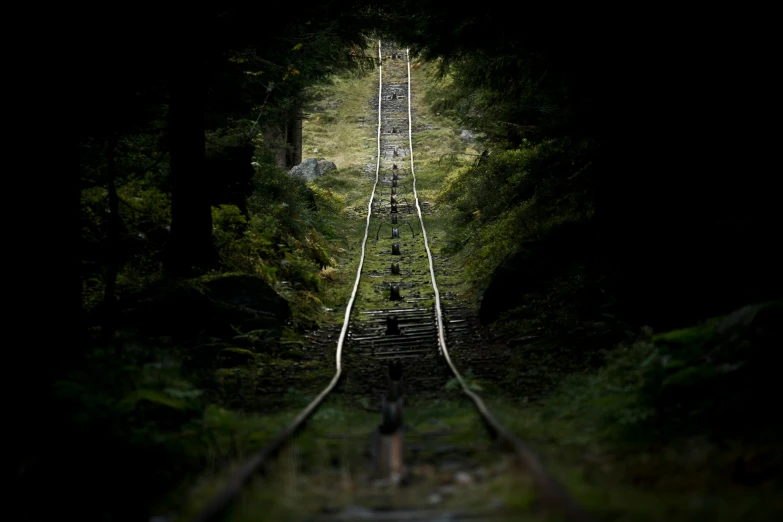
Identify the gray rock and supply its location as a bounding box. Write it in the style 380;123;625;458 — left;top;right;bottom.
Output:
317;159;337;174
289;158;321;181
454;471;474;486
459;129;475;143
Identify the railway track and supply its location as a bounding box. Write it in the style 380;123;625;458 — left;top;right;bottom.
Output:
191;41;588;522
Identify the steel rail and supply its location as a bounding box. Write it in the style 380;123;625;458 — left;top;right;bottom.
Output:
404;48;590;522
190;40;385;522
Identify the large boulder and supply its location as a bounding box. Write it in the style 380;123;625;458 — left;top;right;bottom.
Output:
289;158;321;181
317;160;337;174
122;275;291;341
204;274;291;326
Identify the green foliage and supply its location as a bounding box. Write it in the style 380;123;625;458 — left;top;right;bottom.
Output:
428;54;578;145
530;301;783;443
485;302;783;521
53;338;207;519
309;184;346;214
116;174;172;283
81;145;172;310
444;368;484;392
212;204;251;254
117;173;172;225
439;139;594;287
217;347;257;368
231;327;281;353
212;160;331;294
206;160;338;305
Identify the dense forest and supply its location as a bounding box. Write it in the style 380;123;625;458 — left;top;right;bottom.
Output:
55;4;783;520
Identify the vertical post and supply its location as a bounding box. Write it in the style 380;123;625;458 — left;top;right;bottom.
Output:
292;107;303;167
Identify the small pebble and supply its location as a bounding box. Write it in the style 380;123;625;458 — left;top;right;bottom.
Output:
454;471;474;486
428;493;442;504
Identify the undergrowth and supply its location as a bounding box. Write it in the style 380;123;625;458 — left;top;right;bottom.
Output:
439;139;595;289
484;301;783;521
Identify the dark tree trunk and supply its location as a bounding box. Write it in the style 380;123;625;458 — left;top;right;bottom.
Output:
287;107;303;168
265;125;288;168
164;30;217;277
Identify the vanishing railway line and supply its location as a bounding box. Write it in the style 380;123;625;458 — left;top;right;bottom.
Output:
192;42;587;522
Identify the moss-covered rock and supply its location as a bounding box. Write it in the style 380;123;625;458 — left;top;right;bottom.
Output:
589;300;783;440
204;274;291;323
120;275;291;342
121;280;218;339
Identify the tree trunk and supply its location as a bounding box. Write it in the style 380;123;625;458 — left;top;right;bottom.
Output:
288;107;303;168
264;125;288;168
164;28;217;277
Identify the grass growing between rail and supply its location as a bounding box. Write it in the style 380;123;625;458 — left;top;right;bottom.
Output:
217;394;545;522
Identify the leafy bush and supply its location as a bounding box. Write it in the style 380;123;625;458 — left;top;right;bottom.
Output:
53;339;207;520
545;301;783;442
